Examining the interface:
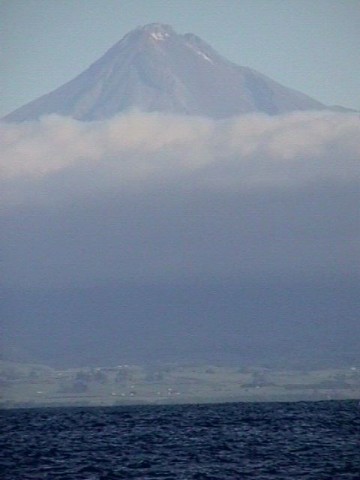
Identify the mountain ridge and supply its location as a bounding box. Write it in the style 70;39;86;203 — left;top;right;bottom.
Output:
3;23;329;122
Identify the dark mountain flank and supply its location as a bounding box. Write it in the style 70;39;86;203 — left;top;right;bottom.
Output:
4;23;326;122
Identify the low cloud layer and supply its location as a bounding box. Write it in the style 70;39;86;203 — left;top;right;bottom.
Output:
1;111;359;194
1;111;359;288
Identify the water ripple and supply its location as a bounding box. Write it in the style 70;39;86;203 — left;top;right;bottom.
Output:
1;400;359;479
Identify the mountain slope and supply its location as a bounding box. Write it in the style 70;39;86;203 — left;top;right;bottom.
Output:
4;23;326;121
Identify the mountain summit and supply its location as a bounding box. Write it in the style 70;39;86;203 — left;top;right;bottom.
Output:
4;23;326;121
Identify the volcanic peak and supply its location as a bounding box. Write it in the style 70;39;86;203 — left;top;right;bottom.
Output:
3;23;329;122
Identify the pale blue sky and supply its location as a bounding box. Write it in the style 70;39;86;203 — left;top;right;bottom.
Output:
1;0;359;117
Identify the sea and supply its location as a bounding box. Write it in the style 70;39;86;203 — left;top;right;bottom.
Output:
0;400;359;479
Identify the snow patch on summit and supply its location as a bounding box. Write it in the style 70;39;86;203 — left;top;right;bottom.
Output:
186;42;214;64
150;31;169;41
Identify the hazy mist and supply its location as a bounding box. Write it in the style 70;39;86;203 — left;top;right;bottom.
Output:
1;111;359;367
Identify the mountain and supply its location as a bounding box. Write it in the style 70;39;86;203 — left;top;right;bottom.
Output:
3;23;326;122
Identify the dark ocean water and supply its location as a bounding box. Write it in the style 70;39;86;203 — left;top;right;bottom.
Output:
0;401;359;479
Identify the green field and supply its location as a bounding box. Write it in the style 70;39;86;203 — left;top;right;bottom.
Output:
1;361;359;408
